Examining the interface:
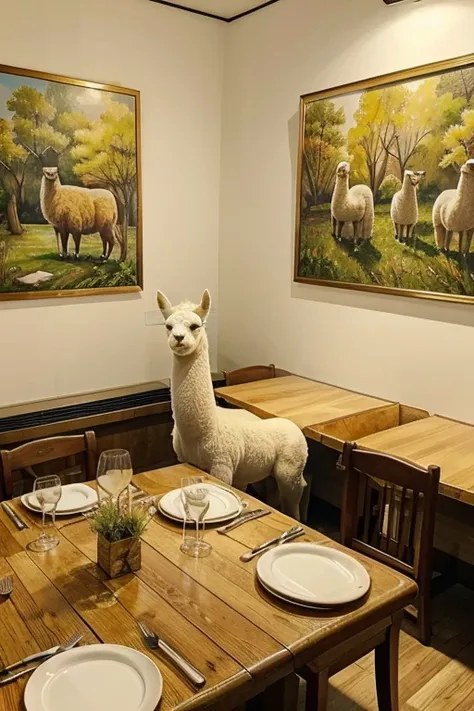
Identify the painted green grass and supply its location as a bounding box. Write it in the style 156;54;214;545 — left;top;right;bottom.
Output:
0;224;137;292
298;203;474;296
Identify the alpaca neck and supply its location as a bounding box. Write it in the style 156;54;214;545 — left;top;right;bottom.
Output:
457;173;474;203
171;333;217;440
401;176;415;196
334;174;349;200
40;178;60;223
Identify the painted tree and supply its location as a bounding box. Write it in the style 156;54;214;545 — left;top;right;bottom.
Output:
437;68;474;105
72;100;137;261
303;100;345;206
0;119;28;234
7;86;68;158
348;86;406;195
440;108;474;170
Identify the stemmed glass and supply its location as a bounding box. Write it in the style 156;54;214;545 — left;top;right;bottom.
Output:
180;477;211;558
96;449;133;509
27;475;62;552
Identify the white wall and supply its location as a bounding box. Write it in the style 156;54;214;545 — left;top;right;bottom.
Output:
219;0;474;422
0;0;223;405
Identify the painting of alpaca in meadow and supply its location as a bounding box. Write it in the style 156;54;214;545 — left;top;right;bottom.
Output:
0;64;141;300
294;55;474;303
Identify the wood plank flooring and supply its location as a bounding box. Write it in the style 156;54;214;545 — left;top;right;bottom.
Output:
296;584;474;710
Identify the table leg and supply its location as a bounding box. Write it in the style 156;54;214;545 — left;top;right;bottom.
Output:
305;667;328;711
248;673;300;711
374;615;401;711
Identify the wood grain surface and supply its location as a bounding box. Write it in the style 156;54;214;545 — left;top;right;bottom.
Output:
0;463;416;710
215;376;390;430
356;415;474;506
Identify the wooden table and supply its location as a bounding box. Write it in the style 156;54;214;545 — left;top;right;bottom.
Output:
0;464;416;711
356;415;474;507
215;375;390;430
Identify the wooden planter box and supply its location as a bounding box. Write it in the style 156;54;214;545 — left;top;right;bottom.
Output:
97;534;141;578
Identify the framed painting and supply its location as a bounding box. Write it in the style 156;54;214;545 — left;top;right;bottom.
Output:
294;53;474;304
0;63;142;300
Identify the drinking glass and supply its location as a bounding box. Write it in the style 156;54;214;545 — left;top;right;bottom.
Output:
96;449;133;508
27;475;62;552
180;477;211;558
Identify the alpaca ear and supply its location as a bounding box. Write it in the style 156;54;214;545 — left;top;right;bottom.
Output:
157;290;173;319
194;289;211;323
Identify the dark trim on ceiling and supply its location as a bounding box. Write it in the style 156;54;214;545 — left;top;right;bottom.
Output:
149;0;280;23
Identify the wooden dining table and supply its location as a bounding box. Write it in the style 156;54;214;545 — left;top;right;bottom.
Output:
0;463;417;711
355;415;474;507
215;375;391;430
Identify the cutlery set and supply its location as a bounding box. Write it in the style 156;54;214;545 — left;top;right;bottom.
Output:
0;633;83;686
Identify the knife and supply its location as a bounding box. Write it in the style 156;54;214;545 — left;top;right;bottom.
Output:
0;644;62;675
216;509;270;534
240;526;304;561
1;502;28;530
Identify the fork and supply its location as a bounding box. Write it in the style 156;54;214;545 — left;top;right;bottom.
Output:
0;632;83;684
240;525;304;561
137;620;206;690
0;576;13;597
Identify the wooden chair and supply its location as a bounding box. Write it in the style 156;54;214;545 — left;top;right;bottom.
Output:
302;443;439;711
223;364;290;386
0;431;97;500
338;442;439;645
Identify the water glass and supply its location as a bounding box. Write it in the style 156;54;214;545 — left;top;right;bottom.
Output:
96;449;133;509
27;475;62;552
180;476;211;558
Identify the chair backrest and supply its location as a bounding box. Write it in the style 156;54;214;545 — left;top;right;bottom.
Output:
0;431;97;500
340;441;440;581
224;364;290;387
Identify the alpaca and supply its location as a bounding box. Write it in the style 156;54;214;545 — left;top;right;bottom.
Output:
157;289;308;520
390;170;425;246
433;159;474;255
40;167;119;260
331;161;374;247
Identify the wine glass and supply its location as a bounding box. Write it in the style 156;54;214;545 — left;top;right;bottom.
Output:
27;475;62;552
96;449;133;508
180;476;211;558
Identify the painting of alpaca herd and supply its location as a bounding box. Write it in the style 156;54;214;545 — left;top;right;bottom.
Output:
294;55;474;303
0;64;142;300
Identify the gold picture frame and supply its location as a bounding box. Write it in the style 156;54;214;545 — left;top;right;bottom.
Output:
0;63;142;301
294;53;474;304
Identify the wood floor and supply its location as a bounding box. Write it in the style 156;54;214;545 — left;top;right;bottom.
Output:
297;584;474;711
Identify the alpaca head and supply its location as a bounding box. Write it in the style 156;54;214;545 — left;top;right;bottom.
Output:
42;167;59;183
461;159;474;176
405;170;425;187
336;161;350;178
157;289;211;356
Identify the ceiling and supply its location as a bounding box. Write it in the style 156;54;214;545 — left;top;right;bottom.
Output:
150;0;280;22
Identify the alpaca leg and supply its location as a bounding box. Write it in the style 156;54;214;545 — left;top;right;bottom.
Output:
210;463;233;486
100;226;115;260
434;224;446;251
466;229;474;255
331;215;337;238
336;221;344;241
274;458;305;521
72;234;81;259
458;231;464;255
407;224;415;249
59;230;69;258
54;228;61;255
352;221;359;247
446;231;453;252
299;471;312;523
393;223;399;241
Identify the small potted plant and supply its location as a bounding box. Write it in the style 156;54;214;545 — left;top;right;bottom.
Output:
90;499;153;578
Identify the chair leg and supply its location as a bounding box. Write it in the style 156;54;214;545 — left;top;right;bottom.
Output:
304;667;329;711
418;593;431;646
374;617;401;711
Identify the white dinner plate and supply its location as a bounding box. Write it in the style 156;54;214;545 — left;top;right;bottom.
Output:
257;543;371;606
24;644;163;711
158;483;242;523
258;577;330;610
21;483;98;516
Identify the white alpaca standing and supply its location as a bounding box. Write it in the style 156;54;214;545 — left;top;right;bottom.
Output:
157;289;308;520
331;161;374;246
390;170;425;246
433;158;474;254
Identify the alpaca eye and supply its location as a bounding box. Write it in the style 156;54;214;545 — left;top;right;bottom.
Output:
190;324;200;331
165;324;172;331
